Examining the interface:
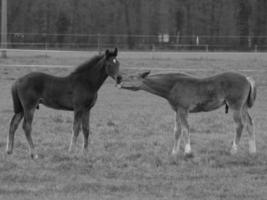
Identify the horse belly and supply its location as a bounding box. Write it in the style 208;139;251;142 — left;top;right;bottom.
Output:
40;92;74;111
41;100;73;110
189;98;224;113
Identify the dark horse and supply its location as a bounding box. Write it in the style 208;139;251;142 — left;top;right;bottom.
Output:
7;48;121;158
120;71;256;157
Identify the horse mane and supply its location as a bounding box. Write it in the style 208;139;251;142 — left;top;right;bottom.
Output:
70;54;104;75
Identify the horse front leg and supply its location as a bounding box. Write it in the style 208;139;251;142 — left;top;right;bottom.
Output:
81;110;90;153
172;111;182;156
69;110;82;153
180;111;192;157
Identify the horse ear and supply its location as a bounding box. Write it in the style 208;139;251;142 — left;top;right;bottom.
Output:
114;47;118;57
140;71;150;78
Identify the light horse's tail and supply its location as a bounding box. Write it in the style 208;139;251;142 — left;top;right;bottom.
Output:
246;76;256;108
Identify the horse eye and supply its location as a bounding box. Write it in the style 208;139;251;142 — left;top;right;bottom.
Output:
113;59;116;64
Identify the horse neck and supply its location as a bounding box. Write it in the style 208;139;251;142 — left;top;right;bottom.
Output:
72;60;108;91
141;78;171;98
90;61;108;90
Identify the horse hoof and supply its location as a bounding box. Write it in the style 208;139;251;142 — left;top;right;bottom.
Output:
249;142;256;154
184;152;194;159
30;154;39;159
68;146;75;154
6;150;12;155
169;155;179;165
249;150;256;155
81;148;89;156
230;148;237;155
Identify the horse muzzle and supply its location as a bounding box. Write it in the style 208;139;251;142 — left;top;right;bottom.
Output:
115;75;123;88
116;75;122;84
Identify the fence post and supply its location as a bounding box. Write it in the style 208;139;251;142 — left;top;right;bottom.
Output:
151;44;156;59
196;36;199;46
45;38;48;57
254;45;257;52
97;33;101;53
1;0;7;58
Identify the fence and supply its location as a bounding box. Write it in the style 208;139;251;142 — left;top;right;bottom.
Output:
2;33;267;52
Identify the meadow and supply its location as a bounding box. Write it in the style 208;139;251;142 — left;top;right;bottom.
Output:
0;50;267;200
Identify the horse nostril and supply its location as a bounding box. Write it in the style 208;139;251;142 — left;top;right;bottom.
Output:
116;76;122;84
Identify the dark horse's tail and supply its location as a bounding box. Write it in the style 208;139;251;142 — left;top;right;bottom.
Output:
246;77;256;108
11;83;23;113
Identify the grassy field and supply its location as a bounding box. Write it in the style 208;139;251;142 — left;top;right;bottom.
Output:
1;51;267;200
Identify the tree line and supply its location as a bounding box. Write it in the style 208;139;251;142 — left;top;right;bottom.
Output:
4;0;267;50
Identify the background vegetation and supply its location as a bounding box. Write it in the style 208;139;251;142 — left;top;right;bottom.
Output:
4;0;267;50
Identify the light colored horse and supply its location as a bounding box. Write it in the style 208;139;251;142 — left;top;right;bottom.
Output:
119;71;256;157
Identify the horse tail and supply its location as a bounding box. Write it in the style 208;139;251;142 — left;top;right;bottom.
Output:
246;76;256;108
11;83;23;113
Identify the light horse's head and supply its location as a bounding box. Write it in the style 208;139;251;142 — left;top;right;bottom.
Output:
119;71;151;90
103;48;121;85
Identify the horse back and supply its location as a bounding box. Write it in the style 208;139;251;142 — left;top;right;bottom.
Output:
14;72;74;110
168;72;252;112
15;72;69;95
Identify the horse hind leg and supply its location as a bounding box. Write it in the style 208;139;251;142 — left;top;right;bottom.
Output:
23;108;38;159
244;110;256;154
6;112;24;154
231;110;244;154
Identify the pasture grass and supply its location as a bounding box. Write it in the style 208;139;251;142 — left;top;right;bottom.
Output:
0;52;267;199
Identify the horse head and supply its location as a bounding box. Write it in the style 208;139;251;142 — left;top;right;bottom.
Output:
119;71;151;90
103;48;121;85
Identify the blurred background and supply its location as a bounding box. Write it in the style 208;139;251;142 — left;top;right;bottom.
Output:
1;0;267;51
